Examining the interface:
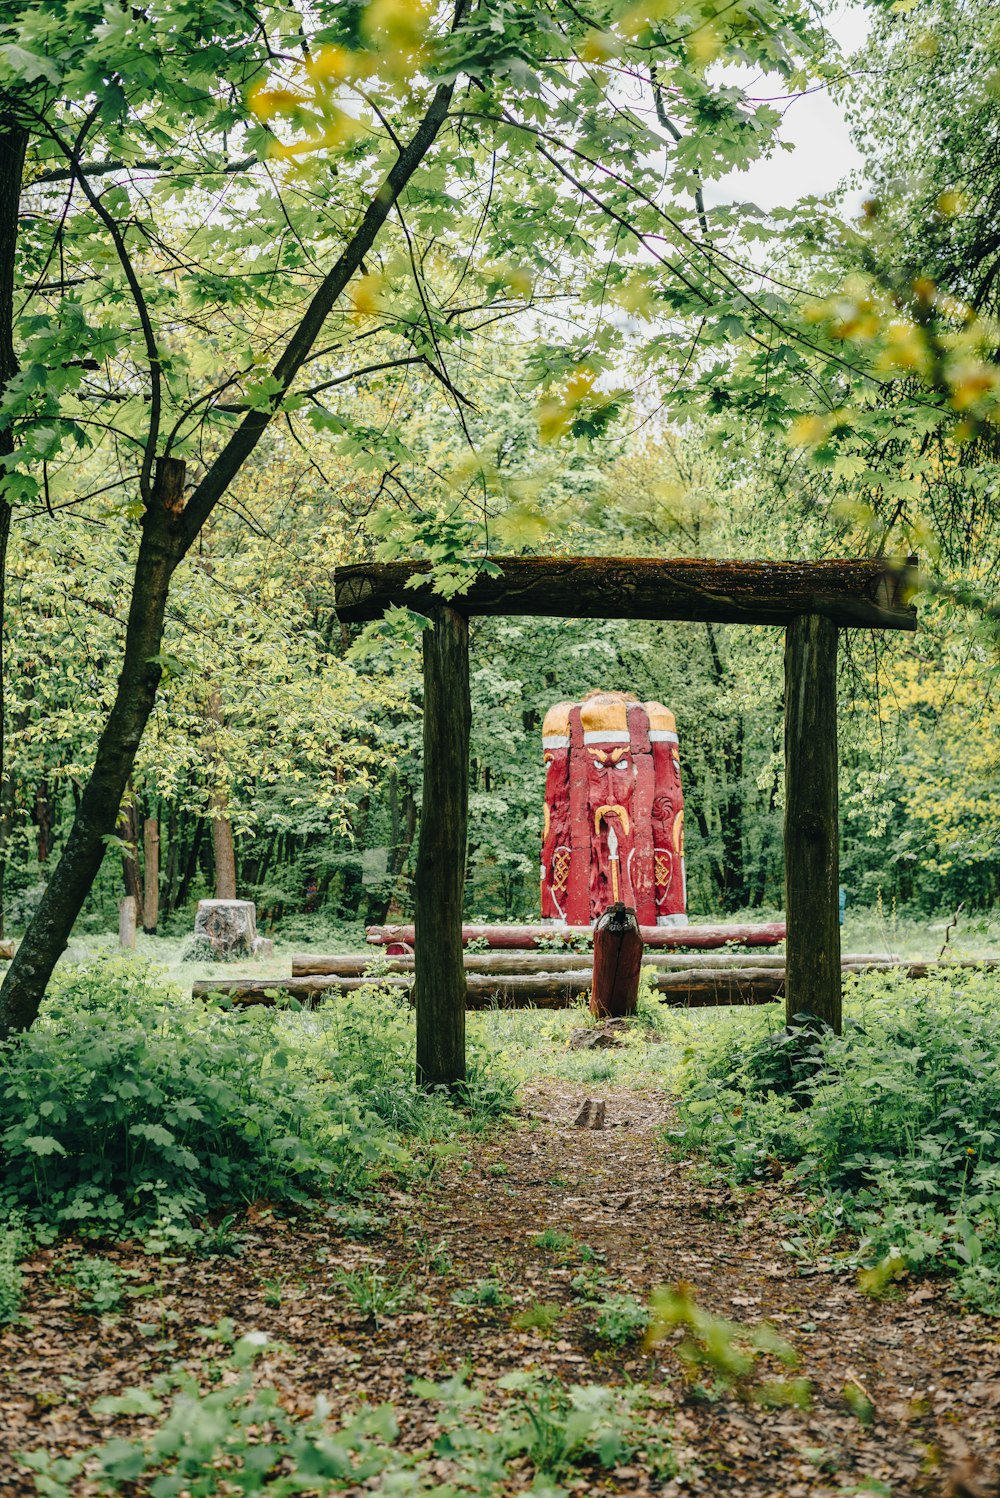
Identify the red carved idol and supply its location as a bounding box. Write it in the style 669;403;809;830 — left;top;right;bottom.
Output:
540;690;686;926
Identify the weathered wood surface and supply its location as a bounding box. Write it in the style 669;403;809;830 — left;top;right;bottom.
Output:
193;959;958;1008
291;950;899;977
118;896;137;950
335;556;918;630
142;816;159;933
413;605;470;1088
785;613;842;1031
590;904;643;1018
367;921;787;951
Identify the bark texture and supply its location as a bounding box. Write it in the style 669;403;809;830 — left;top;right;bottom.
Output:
336;556;919;630
413;606;470;1088
368;921;787;951
784;613;842;1032
142;816;159;933
292;950;900;977
0;458;188;1037
590;903;644;1018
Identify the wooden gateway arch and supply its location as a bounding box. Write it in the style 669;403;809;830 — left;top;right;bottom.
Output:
334;556;919;1088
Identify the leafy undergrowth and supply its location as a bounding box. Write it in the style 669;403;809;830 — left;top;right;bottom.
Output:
0;955;514;1257
673;969;1000;1311
20;1347;679;1497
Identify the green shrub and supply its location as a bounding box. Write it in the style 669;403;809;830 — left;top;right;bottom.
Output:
591;1291;649;1345
0;956;515;1243
69;1254;127;1314
673;972;1000;1311
0;1212;26;1324
20;1354;671;1496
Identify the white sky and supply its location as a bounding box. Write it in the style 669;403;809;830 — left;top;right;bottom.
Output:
702;3;872;215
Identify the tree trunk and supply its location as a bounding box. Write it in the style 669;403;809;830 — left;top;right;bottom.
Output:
413;605;470;1088
0;458;188;1039
784;613;841;1032
142;815;159;933
118;895;137;949
211;796;237;900
0;123;28;925
175;816;205;911
33;779;53;864
162;802;178;916
120;785;141;903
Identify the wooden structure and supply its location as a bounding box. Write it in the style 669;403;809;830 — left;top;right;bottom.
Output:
335;554;918;1086
590;903;644;1018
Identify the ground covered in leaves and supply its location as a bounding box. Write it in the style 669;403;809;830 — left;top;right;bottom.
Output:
2;1068;999;1497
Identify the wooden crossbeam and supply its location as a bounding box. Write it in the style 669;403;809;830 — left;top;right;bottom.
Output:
335;555;918;630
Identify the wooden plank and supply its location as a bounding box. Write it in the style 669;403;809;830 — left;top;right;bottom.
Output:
784;614;841;1031
335;556;918;630
367;921;787;951
413;605;470;1088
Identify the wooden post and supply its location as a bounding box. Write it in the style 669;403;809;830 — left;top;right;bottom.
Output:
118;895;137;949
414;605;470;1088
590;903;643;1018
784;613;841;1032
142;816;159;933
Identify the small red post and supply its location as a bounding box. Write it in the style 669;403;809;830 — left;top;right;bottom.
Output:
590;903;644;1018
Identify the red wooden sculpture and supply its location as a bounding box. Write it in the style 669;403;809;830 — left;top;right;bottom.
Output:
541;690;686;927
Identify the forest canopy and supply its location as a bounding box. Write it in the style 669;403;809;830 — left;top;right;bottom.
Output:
0;0;996;999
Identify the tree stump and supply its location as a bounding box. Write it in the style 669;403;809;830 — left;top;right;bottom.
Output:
590;902;643;1018
182;899;265;962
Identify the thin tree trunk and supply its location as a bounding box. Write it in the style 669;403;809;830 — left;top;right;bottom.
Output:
174;817;205;911
0;458;187;1037
0;75;458;1040
120;784;141;903
142;815;159;932
0;123;28;920
162;802;178;916
32;778;53;864
211;797;237;900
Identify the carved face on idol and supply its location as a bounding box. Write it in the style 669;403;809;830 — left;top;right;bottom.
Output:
580;692;639;909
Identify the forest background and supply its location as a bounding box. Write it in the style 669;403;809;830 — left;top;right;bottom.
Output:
1;0;998;953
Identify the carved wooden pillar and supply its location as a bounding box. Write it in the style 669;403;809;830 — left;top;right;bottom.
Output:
784;613;841;1032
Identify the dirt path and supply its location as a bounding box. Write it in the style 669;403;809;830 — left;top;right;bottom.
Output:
2;1077;999;1495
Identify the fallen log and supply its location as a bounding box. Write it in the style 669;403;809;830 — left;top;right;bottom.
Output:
291;950;900;977
193;959;988;1009
191;974;412;1005
365;921;788;952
